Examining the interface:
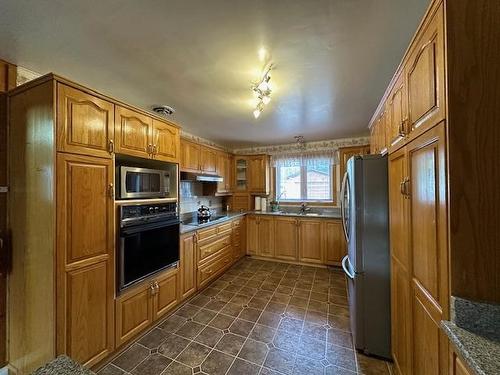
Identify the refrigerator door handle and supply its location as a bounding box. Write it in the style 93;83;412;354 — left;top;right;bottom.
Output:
342;255;355;279
340;172;349;242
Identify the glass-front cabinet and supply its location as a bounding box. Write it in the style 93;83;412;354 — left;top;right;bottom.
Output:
235;157;248;191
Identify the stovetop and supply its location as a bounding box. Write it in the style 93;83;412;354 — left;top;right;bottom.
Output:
182;215;228;226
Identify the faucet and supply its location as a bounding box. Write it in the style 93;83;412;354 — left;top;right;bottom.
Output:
300;202;311;214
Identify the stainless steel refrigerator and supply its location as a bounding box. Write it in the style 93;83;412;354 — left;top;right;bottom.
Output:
340;154;391;359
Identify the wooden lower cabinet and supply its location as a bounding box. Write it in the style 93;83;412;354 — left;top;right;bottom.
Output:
115;267;178;347
274;217;298;261
246;215;259;255
298;219;323;264
180;233;197;301
324;220;345;265
257;216;274;258
450;349;473;375
232;218;246;261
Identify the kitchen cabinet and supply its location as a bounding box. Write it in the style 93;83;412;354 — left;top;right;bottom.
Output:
57;83;115;159
56;153;115;366
248;155;270;194
180;139;201;172
246;215;275;258
406;3;445;139
246;215;259;255
324;220;345;265
232;193;250;211
338;145;370;182
386;71;407;149
274;217;298;261
151;119;180;163
216;152;233;194
235;157;249;191
370;110;388;155
450;349;473;375
232;218;246;261
115;267;178;347
200;146;217;174
179;233;197;301
115;105;152;159
298;219;324;264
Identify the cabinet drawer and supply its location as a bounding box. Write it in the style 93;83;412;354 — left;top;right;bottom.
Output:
198;251;232;288
199;235;231;262
217;222;232;234
197;226;218;241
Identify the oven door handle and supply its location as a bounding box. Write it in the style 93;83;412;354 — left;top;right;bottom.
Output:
121;220;180;236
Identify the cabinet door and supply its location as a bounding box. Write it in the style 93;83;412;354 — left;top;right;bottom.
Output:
324;220;345;265
200;146;217;174
338;145;370;181
180;139;201;172
152;119;180;163
57;83;115;158
248;156;268;193
180;234;197;301
246;216;259;255
226;155;234;191
115;284;152;347
451;351;473;375
274;217;298;261
387;71;407;148
153;269;179;320
406;4;445;137
216;152;228;193
232;193;250;211
258;216;275;258
56;154;114;366
298;219;323;264
408;123;448;374
115;105;152;158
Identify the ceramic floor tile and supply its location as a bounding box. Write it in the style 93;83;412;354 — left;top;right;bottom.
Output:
227;358;261;375
112;343;150;372
130;354;171;375
201;350;235;375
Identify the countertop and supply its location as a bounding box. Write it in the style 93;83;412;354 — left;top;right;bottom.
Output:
31;356;95;375
441;297;500;375
180;210;342;234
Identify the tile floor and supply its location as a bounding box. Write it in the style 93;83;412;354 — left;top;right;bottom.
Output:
99;258;392;375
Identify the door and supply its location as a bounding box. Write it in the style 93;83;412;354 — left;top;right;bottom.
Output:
407;123;448;375
246;216;258;255
180;139;201;172
274;217;298;261
325;220;346;265
200;146;217;174
180;234;197;300
115;105;152;159
56;153;114;367
151;119;179;163
258;216;274;258
387;71;408;148
57;83;115;158
406;3;445;137
115;284;152;346
388;147;412;375
298;219;323;264
153;268;179;320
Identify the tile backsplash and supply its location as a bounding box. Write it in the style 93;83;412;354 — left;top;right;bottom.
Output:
179;181;225;214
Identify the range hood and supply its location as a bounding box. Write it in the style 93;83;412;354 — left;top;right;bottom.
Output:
180;171;223;183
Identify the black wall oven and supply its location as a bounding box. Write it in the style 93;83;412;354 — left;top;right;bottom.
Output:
118;202;179;292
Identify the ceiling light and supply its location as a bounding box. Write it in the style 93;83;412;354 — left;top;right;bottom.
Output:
251;63;274;118
258;48;267;62
253;108;261;119
262;95;271;105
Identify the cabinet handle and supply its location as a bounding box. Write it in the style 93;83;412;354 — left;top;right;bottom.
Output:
400;180;406;196
108;183;115;199
150;283;156;295
402;117;409;136
153;145;158;156
404;177;411;199
148;144;153;155
155;281;159;292
108;140;115;154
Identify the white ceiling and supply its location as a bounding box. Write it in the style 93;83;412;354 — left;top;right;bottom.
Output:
0;0;428;148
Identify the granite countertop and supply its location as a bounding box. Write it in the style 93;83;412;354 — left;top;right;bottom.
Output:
31;355;95;375
180;210;342;234
441;297;500;375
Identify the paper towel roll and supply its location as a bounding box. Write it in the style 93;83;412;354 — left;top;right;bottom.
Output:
255;196;261;211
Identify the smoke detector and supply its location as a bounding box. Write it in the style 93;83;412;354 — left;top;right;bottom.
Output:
152;105;175;117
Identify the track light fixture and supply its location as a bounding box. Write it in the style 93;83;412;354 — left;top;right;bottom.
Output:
252;62;274;119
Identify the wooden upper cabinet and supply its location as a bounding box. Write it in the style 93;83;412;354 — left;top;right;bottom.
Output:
248;155;269;194
274;217;298;261
387;71;408;148
324;220;345;265
180;139;201;172
406;3;445;136
216;152;232;193
298;219;323;264
200;146;217;174
56;153;114;366
151;119;180;163
57;83;115;158
180;233;197;301
115;105;152;159
339;145;370;180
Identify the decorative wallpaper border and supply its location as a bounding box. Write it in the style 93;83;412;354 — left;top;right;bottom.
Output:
233;136;370;155
180;130;232;152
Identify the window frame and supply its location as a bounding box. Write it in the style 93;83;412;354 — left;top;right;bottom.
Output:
275;162;335;204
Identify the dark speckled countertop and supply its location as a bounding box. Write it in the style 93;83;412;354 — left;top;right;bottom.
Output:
442;297;500;375
180;210;342;234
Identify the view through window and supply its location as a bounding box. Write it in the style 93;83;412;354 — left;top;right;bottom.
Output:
276;158;332;202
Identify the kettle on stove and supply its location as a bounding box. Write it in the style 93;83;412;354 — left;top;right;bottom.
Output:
197;205;211;219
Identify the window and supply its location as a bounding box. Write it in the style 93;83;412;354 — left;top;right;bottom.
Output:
275;158;333;202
